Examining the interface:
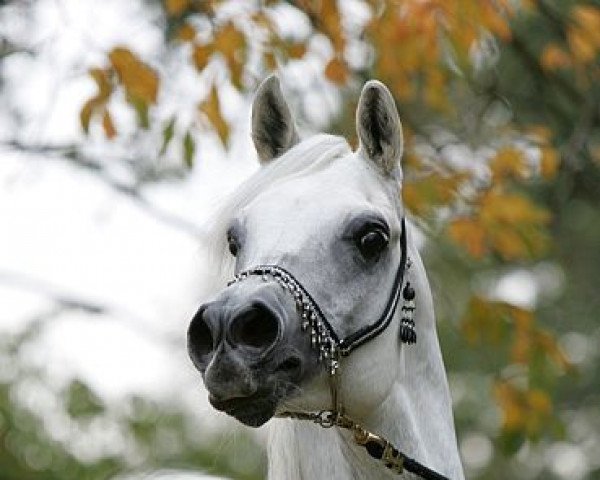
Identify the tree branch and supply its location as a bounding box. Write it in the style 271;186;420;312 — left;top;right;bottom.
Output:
2;140;207;240
0;269;180;347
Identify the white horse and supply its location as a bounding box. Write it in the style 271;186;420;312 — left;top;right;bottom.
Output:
188;76;464;480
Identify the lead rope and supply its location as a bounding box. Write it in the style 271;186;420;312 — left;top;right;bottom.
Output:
228;261;450;480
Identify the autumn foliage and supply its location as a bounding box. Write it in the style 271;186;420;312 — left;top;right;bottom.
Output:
78;0;596;451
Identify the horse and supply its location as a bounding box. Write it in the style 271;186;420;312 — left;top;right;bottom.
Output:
187;76;465;480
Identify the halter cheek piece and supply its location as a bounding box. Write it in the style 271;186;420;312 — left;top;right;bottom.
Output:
227;218;449;480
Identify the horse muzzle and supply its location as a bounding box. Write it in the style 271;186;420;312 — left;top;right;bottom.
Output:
187;279;313;426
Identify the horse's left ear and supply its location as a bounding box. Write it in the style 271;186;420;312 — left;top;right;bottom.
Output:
356;80;404;176
251;75;300;164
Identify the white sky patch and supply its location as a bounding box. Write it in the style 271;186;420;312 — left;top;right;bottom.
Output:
493;269;538;309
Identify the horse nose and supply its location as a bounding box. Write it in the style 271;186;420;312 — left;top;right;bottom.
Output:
188;304;215;370
228;303;281;350
188;297;283;371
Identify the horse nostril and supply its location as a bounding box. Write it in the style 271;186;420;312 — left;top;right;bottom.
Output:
188;307;214;366
229;304;280;350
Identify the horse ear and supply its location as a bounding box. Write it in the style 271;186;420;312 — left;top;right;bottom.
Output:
251;75;300;164
356;80;404;176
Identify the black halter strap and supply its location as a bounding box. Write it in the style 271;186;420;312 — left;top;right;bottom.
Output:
338;217;408;355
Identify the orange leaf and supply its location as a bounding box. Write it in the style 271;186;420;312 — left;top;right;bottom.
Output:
193;44;212;70
285;41;307;59
263;50;277;70
567;27;597;64
494;381;525;431
404;171;467;216
165;0;190;16
494;381;554;436
448;218;487;259
177;23;196;42
540;44;572;70
490;147;528;181
489;228;529;260
480;191;549;226
109;47;159;104
572;5;600;47
200;86;229;145
325;57;348;85
89;68;112;99
214;22;246;87
102;109;117;139
80;97;104;134
540;147;559;178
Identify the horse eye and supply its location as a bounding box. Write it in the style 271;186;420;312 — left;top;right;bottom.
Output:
227;234;239;257
357;229;389;259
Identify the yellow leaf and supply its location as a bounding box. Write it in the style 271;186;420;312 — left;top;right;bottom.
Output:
527;389;552;416
490;147;528;181
89;68;111;99
193;43;212;70
494;381;525;431
461;297;512;345
540;44;572;70
177;23;196;42
567;27;597;63
298;0;344;53
102;109;117;139
285;41;307;59
80;97;104;134
526;124;552;143
214;22;245;60
214;22;246;88
325;57;348;85
404;170;467;216
109;47;159;104
447;218;487;259
536;330;572;371
165;0;190;16
540;147;559;178
480;191;549;226
482;2;512;41
494;381;555;436
200;86;229;145
263;50;277;70
572;5;600;47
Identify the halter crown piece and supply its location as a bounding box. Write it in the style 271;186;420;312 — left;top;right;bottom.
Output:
227;218;450;480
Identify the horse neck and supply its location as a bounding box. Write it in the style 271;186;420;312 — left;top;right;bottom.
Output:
267;245;464;480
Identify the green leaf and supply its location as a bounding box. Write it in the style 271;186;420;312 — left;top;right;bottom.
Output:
65;380;105;419
160;117;176;155
129;96;150;129
183;131;195;169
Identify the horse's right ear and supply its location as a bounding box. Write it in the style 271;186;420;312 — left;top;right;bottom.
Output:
356;80;403;177
251;75;299;164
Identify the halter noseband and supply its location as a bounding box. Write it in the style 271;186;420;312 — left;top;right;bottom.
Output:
227;218;450;480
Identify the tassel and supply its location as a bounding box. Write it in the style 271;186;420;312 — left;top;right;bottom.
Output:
399;282;417;345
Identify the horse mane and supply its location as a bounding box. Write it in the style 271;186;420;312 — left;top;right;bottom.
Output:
202;134;352;291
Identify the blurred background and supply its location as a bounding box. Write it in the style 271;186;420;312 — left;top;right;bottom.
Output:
1;0;599;479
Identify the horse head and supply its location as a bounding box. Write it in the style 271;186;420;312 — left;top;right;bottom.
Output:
188;76;408;428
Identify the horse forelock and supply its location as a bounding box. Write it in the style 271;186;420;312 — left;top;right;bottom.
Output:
203;134;352;290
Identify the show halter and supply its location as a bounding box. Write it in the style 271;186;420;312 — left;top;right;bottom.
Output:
227;218;448;480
